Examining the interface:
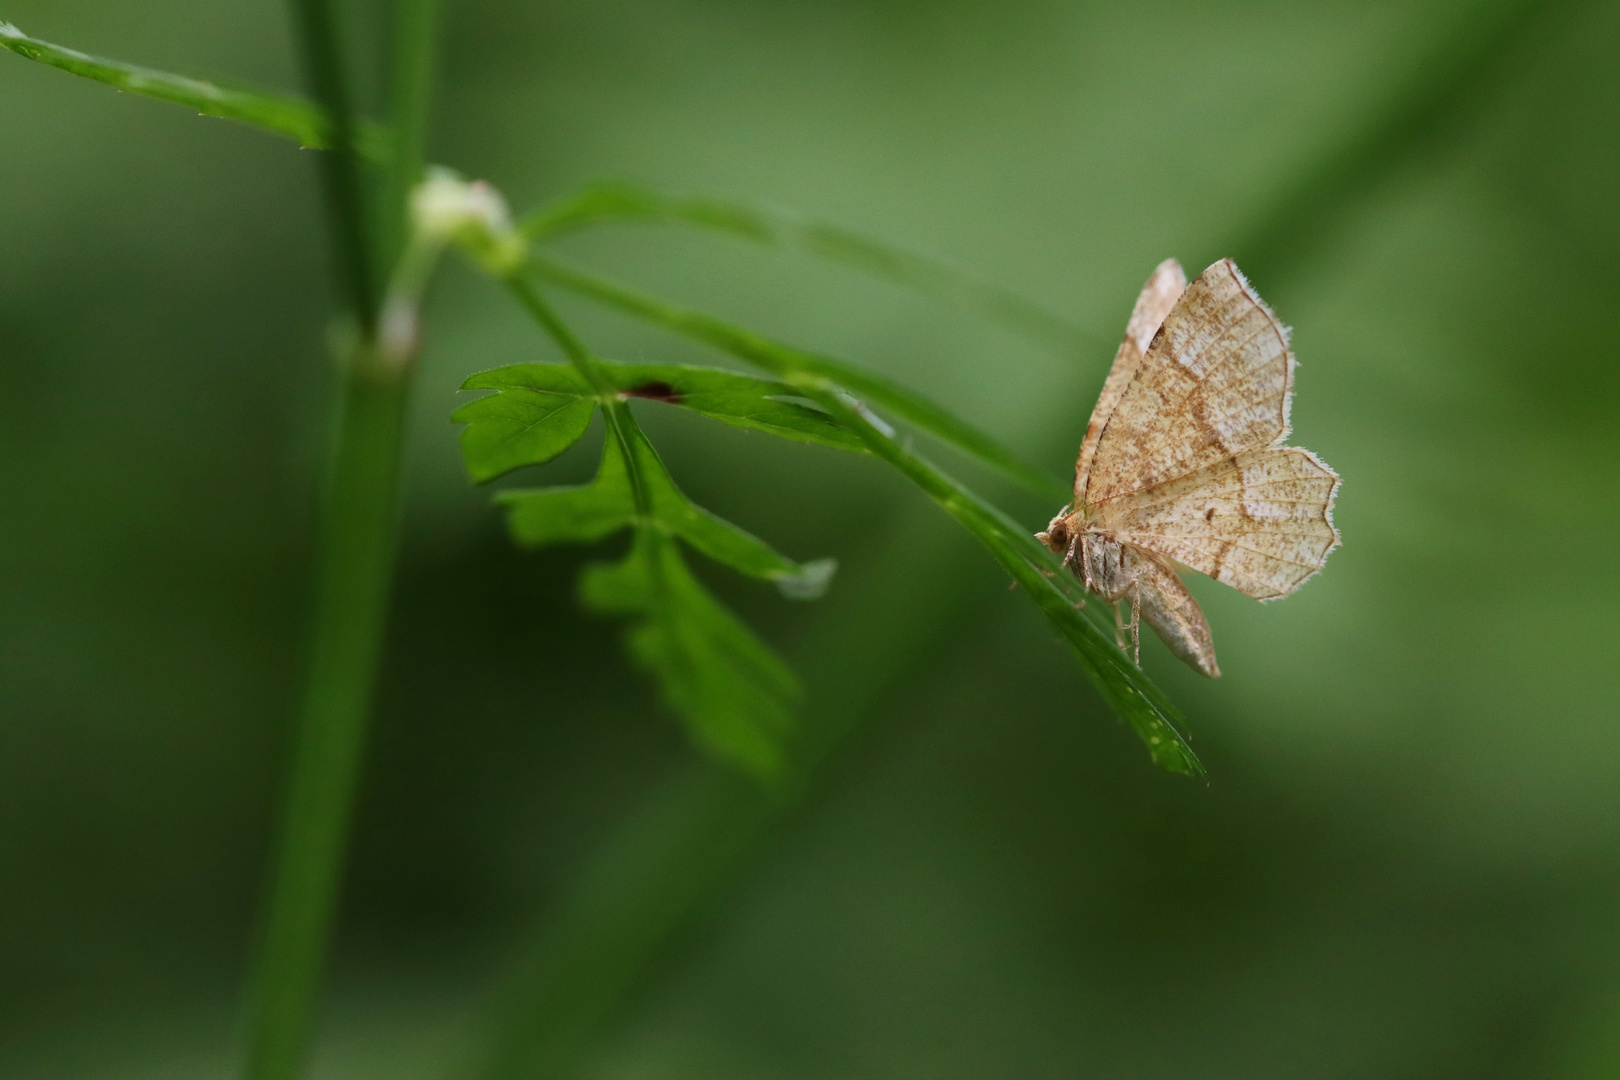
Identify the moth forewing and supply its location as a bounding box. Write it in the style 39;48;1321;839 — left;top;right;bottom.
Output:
1073;258;1186;506
1084;259;1294;508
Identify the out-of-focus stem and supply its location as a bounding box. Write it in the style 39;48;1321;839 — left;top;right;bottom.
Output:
241;1;437;1076
242;348;412;1080
284;0;378;330
379;0;438;270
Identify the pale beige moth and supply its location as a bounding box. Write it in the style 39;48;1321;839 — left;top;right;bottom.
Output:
1037;258;1340;676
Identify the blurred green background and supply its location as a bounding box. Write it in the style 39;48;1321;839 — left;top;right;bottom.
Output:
3;0;1619;1076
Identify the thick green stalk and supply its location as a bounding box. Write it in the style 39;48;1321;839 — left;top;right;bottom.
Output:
378;0;438;271
242;0;437;1075
243;353;411;1079
285;0;379;329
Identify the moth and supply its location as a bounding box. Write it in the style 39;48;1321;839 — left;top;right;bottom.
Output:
1037;258;1340;676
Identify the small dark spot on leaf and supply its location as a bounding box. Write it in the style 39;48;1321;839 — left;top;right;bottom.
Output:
623;380;683;404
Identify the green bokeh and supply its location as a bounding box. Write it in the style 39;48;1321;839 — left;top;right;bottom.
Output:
1;1;1616;1076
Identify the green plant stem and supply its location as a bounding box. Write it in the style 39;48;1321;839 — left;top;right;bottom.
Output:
520;180;1095;357
378;0;438;271
243;1;437;1076
243;355;411;1080
286;0;379;329
502;275;662;586
503;275;609;387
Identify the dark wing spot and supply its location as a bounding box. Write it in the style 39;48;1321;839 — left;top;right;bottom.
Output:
623;380;683;404
1205;507;1216;522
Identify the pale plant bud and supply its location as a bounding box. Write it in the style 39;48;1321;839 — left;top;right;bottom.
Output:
409;167;526;275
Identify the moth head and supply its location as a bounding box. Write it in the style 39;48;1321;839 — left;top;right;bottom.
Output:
1036;511;1072;554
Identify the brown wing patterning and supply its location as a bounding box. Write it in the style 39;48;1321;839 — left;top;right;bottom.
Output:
1073;258;1187;505
1085;259;1293;508
1050;256;1339;677
1106;447;1340;600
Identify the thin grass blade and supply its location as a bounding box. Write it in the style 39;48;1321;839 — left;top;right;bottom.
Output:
0;22;387;156
521;180;1090;354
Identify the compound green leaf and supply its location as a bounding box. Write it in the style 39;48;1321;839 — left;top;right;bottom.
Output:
617;419;837;600
474;405;829;776
580;528;798;781
454;367;598;482
468;295;841;783
496;435;635;547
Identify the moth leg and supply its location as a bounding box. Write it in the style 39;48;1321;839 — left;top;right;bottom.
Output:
1072;535;1094;594
1065;543;1086;609
1065;536;1086;607
1128;582;1142;666
1112;601;1128;651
